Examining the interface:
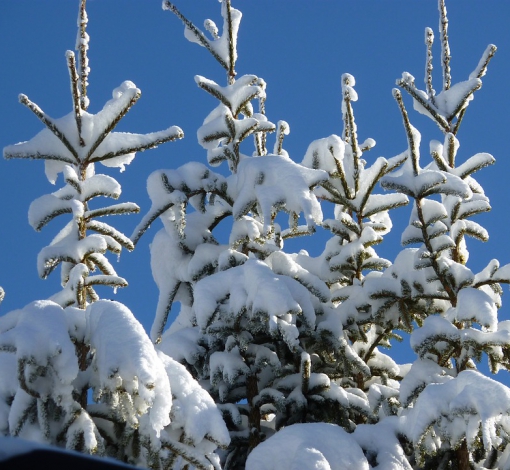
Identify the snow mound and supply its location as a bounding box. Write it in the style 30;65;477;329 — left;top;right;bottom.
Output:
246;423;368;470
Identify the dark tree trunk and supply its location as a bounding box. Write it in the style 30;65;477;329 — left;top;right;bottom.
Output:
455;440;471;470
246;373;261;451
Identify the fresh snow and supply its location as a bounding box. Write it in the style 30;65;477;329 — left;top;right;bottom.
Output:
233;154;327;233
86;300;172;436
246;423;369;470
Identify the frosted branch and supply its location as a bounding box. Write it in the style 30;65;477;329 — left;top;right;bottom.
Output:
87;220;134;251
85;202;140;220
66;51;85;147
445;133;456;168
341;74;361;192
131;202;175;246
273;121;289;156
85;90;141;162
314;180;356;212
470;44;497;80
393;89;419;176
163;1;229;72
453;44;497;134
3;150;75;164
448;80;481;124
424;27;435;105
84;275;128;288
77;0;89;110
18;94;80;162
396;78;450;132
86;253;116;276
255;78;268;155
438;0;451;90
150;282;180;343
225;0;236;84
88;126;184;164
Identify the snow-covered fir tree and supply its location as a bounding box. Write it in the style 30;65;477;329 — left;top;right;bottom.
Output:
1;1;229;468
2;1;510;469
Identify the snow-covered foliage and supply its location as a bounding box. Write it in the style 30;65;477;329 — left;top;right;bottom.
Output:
2;0;509;469
1;1;228;468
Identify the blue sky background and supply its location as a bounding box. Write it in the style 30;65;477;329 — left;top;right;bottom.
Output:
0;1;509;377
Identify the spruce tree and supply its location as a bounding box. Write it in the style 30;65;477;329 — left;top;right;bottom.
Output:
1;1;229;468
377;2;510;467
138;1;406;468
135;1;371;467
248;1;510;469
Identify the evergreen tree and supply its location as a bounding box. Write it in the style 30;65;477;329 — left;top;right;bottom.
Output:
139;1;510;469
135;2;333;466
247;2;510;469
1;1;229;468
137;0;405;468
1;0;510;469
372;2;510;467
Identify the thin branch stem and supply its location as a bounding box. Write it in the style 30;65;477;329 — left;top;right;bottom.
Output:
393;89;419;176
363;327;392;364
445;133;456;168
88;127;184;164
66;51;85;147
78;0;89;110
472;44;497;80
3;151;76;164
451;45;495;135
225;0;236;84
274;121;288;155
396;79;450;132
438;0;451;90
425;27;435;105
342;85;360;192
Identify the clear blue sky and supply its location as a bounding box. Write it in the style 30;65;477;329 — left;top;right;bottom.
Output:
0;1;509;374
